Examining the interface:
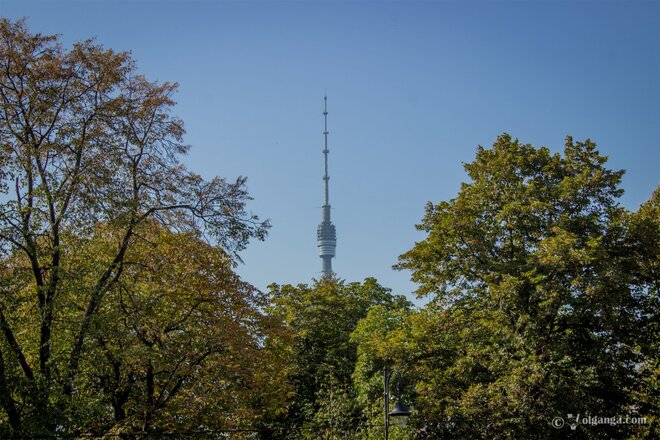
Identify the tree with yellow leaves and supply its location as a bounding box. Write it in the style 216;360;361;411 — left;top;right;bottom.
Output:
0;19;274;436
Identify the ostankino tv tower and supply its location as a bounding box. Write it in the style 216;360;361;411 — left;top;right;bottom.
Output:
317;95;337;277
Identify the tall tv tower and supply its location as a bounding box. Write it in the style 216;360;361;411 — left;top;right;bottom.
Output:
317;95;337;277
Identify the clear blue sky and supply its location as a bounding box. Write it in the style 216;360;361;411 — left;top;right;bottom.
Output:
2;0;658;303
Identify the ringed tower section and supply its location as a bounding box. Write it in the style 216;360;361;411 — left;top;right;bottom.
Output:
317;95;337;277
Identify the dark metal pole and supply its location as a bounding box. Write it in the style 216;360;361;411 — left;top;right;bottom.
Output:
384;366;389;440
383;367;394;440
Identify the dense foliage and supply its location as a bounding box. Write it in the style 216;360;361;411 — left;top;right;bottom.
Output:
263;277;411;439
392;134;659;439
0;19;277;437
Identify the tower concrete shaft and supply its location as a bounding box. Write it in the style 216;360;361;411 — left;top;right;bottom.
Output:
316;95;336;277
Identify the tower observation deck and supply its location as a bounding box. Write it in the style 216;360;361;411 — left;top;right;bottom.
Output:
317;95;336;277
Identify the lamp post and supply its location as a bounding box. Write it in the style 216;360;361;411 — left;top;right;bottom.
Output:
384;366;410;440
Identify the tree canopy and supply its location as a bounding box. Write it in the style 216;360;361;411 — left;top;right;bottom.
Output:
264;277;411;439
391;134;659;439
0;18;274;437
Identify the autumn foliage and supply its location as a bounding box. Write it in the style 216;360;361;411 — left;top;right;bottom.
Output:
0;18;279;436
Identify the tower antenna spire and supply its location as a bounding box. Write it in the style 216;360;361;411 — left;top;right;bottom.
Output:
323;95;329;208
317;94;337;277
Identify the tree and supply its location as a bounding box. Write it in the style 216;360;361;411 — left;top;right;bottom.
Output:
263;277;410;439
626;188;660;440
0;19;268;436
350;302;414;440
393;134;658;439
75;223;288;435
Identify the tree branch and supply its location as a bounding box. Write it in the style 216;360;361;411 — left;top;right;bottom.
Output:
0;308;34;380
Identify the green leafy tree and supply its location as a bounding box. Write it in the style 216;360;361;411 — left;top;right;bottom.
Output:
393;134;658;439
263;277;410;439
0;19;269;436
626;189;660;440
350;303;414;440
